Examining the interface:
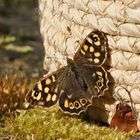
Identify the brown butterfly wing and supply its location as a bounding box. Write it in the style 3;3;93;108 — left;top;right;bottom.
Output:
74;30;108;66
25;67;65;108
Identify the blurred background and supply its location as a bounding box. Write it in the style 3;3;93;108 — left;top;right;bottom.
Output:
0;0;44;77
0;0;44;118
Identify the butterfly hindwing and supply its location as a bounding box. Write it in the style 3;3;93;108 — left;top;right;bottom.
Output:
77;65;108;97
93;67;108;96
72;65;108;97
59;90;92;115
59;77;92;115
74;30;108;66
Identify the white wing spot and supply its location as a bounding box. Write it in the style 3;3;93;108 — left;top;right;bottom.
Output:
52;94;57;102
46;93;51;101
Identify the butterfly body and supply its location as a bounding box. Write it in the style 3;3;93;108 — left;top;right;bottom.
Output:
25;30;109;115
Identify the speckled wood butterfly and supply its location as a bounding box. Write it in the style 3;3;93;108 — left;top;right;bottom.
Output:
25;30;108;115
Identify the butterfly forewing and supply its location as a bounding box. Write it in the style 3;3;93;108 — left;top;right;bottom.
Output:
74;30;108;66
25;67;65;108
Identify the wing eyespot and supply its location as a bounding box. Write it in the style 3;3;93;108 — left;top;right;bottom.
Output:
92;34;101;46
31;90;42;100
94;86;100;93
97;81;103;88
80;99;87;106
74;101;81;109
93;37;98;42
69;102;74;109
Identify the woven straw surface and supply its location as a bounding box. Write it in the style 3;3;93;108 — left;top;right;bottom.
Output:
39;0;140;128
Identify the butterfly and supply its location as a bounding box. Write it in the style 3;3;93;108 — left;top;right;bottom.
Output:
25;30;109;115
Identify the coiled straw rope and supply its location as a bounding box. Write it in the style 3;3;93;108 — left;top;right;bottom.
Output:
39;0;140;128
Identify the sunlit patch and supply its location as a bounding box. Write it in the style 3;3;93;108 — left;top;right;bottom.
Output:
69;102;74;109
46;93;51;101
80;49;86;55
89;47;94;52
51;75;56;82
37;81;42;91
64;99;69;108
86;37;93;44
46;78;52;85
44;87;49;93
96;71;103;76
80;99;87;106
83;45;89;51
52;94;57;101
74;101;81;109
94;58;99;63
93;34;100;46
94;52;100;57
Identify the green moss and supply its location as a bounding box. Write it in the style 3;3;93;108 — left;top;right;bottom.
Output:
0;106;137;140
